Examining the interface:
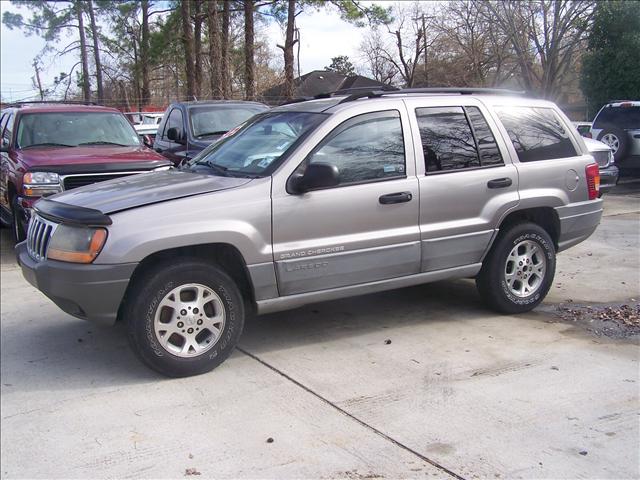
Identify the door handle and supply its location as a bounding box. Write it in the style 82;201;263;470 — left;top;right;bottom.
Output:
379;192;413;204
487;178;513;189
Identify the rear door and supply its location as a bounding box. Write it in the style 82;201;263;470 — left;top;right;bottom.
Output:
404;97;519;272
271;103;421;296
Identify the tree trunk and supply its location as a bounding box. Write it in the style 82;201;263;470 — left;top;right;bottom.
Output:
76;1;91;102
221;0;231;98
33;61;44;100
140;0;151;106
281;0;297;100
207;0;221;98
87;0;103;103
194;0;203;98
180;0;196;100
244;0;255;100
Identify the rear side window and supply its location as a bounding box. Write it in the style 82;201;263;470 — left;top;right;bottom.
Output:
307;110;405;186
495;106;577;162
415;106;503;173
593;106;640;129
2;113;14;144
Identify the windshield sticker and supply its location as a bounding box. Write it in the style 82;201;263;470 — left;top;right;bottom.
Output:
276;141;289;150
257;157;275;168
383;165;396;173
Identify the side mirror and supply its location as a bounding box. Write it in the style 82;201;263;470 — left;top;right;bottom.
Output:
166;127;185;144
290;163;339;193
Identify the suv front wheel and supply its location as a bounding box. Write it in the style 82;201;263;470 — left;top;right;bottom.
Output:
124;259;245;377
476;222;556;314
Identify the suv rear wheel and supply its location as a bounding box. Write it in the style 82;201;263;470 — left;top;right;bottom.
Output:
476;222;556;314
124;259;245;377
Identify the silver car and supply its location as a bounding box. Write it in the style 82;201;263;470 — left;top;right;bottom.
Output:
17;88;604;377
590;100;640;168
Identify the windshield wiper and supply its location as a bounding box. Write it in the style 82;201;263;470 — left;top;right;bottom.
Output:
22;142;75;149
78;141;129;146
196;130;228;138
201;161;230;176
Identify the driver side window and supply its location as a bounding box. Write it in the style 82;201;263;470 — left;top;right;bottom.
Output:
162;108;183;141
307;110;405;187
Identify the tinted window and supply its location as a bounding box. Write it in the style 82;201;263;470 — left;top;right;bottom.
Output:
163;108;183;141
307;110;405;186
466;106;503;167
189;105;266;139
496;107;577;162
416;107;479;172
16;112;140;148
594;106;640;129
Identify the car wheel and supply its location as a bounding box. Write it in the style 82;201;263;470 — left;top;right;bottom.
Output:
476;222;556;314
11;198;26;242
124;259;245;377
598;127;629;162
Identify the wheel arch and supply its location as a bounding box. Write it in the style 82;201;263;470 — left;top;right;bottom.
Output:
496;207;561;251
117;242;256;322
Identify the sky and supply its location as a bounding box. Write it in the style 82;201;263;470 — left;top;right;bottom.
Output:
0;1;379;103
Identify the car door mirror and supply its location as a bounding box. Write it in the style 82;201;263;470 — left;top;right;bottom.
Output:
166;127;185;145
290;163;340;193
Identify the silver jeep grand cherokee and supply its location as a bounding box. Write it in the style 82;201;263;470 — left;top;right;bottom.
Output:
17;88;604;377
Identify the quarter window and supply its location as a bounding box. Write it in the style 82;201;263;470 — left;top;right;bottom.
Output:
466;106;503;167
307;110;405;186
416;107;480;172
495;106;577;162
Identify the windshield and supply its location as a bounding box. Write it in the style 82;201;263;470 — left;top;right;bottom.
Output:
189;105;267;138
17;112;141;148
191;111;327;177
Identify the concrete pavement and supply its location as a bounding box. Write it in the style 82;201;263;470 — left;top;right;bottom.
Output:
1;186;639;479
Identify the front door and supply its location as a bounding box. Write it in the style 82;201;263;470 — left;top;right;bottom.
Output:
271;107;421;296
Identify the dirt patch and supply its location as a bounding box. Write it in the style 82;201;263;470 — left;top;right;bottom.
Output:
552;301;640;339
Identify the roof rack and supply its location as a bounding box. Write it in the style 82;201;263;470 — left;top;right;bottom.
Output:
396;87;525;96
6;100;99;108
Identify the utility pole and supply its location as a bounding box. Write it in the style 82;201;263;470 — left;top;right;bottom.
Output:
421;13;428;87
32;61;44;100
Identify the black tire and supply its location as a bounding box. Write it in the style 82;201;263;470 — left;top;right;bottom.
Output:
476;222;556;314
598;127;629;162
11;198;26;243
124;259;245;377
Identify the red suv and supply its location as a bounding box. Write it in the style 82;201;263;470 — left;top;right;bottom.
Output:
0;103;171;240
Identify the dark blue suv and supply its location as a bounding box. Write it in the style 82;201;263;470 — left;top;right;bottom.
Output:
154;100;269;164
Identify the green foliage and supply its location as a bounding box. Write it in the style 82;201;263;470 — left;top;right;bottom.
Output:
581;1;640;117
2;0;77;42
324;55;356;76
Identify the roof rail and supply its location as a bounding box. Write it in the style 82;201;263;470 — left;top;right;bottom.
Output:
395;87;525;96
6;100;99;108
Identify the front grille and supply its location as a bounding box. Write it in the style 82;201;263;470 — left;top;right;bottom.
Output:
62;172;139;190
27;215;58;261
591;150;610;167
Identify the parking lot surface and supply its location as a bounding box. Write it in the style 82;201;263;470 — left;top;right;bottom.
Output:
1;183;639;479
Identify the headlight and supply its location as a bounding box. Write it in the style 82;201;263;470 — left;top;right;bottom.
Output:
23;171;62;197
47;225;107;263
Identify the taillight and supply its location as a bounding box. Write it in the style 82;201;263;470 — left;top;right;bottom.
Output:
585;163;600;200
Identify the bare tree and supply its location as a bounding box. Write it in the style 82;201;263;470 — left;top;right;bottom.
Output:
87;0;104;103
359;31;398;85
277;0;298;100
484;0;595;98
193;0;203;98
221;0;231;98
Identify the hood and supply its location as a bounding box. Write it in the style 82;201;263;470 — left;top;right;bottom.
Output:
48;169;252;214
18;145;167;168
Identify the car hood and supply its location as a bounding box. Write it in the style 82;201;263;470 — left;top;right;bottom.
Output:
18;145;167;168
48;169;252;214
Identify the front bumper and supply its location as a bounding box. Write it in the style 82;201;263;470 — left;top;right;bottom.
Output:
16;242;138;326
599;164;619;193
555;199;604;252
